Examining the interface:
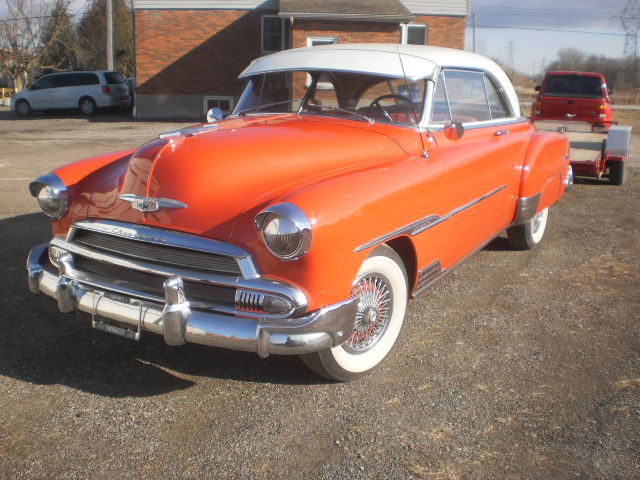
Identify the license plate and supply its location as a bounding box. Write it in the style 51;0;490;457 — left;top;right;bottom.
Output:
93;317;141;341
90;291;143;341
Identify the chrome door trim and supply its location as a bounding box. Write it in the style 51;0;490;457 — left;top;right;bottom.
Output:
354;184;508;253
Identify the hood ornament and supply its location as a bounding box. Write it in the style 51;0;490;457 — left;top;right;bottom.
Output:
119;194;187;213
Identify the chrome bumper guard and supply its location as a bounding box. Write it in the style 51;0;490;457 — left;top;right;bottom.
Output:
27;243;357;358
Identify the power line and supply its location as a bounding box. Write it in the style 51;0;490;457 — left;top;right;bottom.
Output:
468;23;627;37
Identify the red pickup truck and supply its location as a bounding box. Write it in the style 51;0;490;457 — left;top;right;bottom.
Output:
531;71;613;132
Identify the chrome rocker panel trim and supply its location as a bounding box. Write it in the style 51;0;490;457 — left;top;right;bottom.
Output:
27;243;358;358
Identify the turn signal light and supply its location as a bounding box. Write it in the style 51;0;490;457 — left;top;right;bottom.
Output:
534;101;542;115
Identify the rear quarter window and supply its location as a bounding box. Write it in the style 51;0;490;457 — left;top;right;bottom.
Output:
104;72;124;84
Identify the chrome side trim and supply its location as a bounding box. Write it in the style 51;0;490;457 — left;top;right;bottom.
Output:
354;184;508;253
70;220;260;280
414;260;441;297
512;193;541;225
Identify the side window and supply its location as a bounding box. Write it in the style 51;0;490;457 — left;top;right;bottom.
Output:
484;76;511;119
32;76;54;90
50;75;68;88
77;73;99;86
56;75;77;88
431;72;450;123
443;70;490;123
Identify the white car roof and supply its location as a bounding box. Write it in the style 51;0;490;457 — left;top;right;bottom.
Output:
240;44;521;117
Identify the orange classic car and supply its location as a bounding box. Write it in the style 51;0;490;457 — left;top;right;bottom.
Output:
26;44;571;381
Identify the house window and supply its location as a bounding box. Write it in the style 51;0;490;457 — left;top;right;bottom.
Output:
204;96;235;116
262;16;291;53
400;24;427;45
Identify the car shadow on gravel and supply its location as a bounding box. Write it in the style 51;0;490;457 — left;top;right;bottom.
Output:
0;214;322;398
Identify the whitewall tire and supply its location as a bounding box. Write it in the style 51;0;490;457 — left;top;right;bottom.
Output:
301;245;408;382
507;207;549;250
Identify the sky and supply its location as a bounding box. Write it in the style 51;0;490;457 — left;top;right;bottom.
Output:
1;0;634;77
466;0;632;75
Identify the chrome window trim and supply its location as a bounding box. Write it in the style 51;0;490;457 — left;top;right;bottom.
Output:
69;219;259;279
354;184;508;253
427;67;518;129
428;116;529;132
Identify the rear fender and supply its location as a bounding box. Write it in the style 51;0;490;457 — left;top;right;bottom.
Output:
518;131;569;214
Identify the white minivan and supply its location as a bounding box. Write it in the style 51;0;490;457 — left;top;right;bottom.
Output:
12;71;131;116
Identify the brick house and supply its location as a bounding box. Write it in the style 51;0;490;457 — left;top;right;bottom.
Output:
134;0;469;119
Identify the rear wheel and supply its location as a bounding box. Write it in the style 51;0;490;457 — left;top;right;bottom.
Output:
79;97;96;115
507;207;549;250
15;100;31;116
300;245;408;382
609;161;625;186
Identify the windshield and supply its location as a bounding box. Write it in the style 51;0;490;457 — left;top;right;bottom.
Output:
233;70;427;127
544;75;604;99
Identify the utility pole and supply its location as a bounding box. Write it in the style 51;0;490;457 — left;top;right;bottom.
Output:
106;0;114;70
505;40;517;72
472;13;477;53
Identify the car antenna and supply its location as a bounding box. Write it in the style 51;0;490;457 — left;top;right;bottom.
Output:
398;50;429;159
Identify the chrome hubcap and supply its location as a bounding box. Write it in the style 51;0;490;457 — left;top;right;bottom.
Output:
344;274;392;353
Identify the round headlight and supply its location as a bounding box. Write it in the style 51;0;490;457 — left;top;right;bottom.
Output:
256;203;312;261
29;174;69;219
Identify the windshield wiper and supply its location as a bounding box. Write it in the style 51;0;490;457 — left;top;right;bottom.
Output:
235;99;300;117
307;104;373;123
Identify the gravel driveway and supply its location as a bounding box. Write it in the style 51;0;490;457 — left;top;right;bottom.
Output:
0;109;638;479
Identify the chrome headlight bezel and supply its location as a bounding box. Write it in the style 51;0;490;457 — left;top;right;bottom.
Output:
255;203;312;261
29;173;69;219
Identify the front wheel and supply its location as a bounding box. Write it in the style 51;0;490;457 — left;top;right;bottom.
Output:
300;245;408;382
507;207;549;250
15;100;31;116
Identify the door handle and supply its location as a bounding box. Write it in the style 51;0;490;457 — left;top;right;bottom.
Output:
494;129;510;136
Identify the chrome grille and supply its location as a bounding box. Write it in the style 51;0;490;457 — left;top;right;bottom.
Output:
73;229;242;276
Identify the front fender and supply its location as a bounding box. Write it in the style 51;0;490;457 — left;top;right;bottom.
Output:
49;149;135;236
229;152;439;311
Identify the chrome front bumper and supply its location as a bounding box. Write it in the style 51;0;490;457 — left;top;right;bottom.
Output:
27;243;357;358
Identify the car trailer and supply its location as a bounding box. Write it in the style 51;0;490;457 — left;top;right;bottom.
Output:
534;121;632;186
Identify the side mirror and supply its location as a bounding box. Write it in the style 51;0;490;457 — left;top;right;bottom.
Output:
444;121;464;141
535;85;541;92
207;107;223;123
608;87;614;95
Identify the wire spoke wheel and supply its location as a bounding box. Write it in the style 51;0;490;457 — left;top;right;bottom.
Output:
344;274;393;353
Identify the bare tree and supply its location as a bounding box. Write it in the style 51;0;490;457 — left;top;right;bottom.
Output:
0;0;74;91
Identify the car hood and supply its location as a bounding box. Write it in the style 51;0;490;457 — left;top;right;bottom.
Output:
84;115;407;241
